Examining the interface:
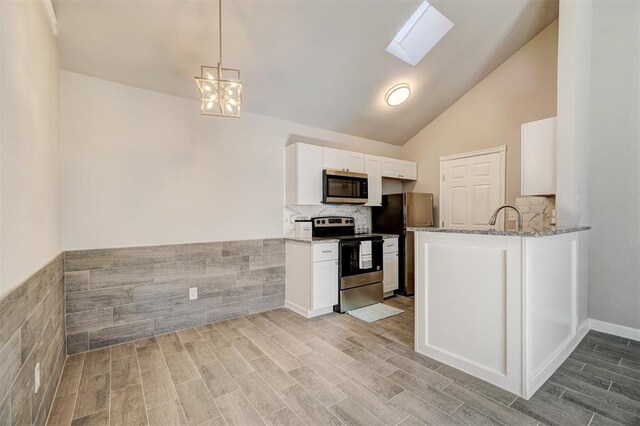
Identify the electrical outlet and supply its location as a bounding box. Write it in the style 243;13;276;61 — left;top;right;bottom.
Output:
189;287;198;300
508;211;517;221
34;362;40;394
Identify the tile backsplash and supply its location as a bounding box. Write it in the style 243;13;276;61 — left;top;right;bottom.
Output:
283;205;369;237
515;196;556;229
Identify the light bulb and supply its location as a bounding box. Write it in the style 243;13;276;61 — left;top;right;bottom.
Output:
204;85;211;92
226;103;233;112
209;94;216;101
228;98;237;106
206;101;213;110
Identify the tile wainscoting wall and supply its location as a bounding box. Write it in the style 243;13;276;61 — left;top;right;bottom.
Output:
64;238;285;354
0;254;66;426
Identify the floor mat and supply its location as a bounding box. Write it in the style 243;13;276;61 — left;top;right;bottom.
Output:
347;303;404;323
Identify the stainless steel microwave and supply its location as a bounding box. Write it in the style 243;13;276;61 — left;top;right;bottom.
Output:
322;169;368;204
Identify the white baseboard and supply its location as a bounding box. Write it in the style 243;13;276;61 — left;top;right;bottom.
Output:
588;318;640;341
284;300;333;319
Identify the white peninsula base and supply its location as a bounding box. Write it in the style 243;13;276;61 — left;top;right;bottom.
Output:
414;228;589;399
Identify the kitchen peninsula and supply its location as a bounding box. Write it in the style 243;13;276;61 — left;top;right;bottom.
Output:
412;225;590;399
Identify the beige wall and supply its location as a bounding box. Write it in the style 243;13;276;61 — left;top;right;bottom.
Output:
0;0;61;297
402;21;558;222
61;72;401;250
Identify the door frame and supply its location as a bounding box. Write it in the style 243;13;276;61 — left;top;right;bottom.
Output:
438;145;507;229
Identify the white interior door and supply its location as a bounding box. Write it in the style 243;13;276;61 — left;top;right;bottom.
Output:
440;149;505;229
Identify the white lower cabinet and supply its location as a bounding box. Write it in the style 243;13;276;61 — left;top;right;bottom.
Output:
285;241;339;317
383;237;399;294
312;259;339;310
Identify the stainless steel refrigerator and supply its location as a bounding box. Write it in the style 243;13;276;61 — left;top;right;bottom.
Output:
371;193;434;296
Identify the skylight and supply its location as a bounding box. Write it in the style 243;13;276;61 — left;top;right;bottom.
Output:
386;1;454;66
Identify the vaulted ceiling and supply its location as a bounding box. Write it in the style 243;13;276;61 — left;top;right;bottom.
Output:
53;0;558;145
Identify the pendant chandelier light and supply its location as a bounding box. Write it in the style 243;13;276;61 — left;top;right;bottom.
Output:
194;0;242;117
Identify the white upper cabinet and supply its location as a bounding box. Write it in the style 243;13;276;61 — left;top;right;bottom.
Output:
322;147;365;173
285;143;323;205
365;155;382;206
285;143;416;206
521;117;557;196
381;158;417;180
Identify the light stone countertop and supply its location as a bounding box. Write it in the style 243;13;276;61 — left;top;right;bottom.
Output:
408;225;591;237
284;233;399;244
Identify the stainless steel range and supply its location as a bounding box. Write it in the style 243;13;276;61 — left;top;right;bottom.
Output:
311;216;384;313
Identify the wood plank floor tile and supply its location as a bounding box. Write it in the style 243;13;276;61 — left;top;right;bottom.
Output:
73;373;110;419
110;343;136;361
47;395;76;426
305;339;353;366
176;328;201;344
342;345;397;376
298;351;350;385
136;343;166;373
449;403;503;426
249;356;296;391
270;332;311;357
336;378;410;426
329;397;384;426
201;329;231;351
164;352;199;384
147;399;187;426
390;390;462;425
341;360;403;400
234;371;286;417
175;378;221;426
215;346;255;377
441;383;537;425
215;320;244;340
111;356;140;391
263;407;304;426
510;396;583;426
110;384;147;426
140;367;178;408
288;365;347;407
437;364;518;406
81;349;110;378
386;370;462;414
278;384;342;426
215;390;265;426
198;360;238;398
559;387;640;425
56;363;83;397
229;335;265;361
550;370;640;416
157;332;185;356
70;409;109;426
183;340;216;366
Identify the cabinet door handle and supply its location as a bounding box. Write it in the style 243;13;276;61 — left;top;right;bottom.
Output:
322;250;333;253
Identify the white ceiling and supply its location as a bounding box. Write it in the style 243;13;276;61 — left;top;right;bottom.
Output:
53;0;558;145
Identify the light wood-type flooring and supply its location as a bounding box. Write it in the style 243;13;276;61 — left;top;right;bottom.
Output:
46;296;640;426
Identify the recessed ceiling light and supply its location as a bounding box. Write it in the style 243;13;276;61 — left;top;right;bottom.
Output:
386;1;454;66
385;83;411;106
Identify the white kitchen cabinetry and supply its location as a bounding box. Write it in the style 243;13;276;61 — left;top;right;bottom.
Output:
521;116;557;195
285;143;323;205
383;237;399;294
381;158;417;180
285;241;339;317
365;155;382;206
284;143;417;206
322;147;365;173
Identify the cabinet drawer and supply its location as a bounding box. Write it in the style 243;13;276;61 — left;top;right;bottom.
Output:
313;243;339;261
383;238;399;253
